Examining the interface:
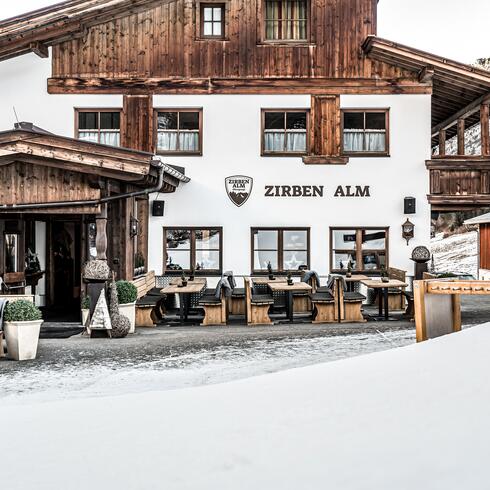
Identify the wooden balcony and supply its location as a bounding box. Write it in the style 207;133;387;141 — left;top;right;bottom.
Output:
427;156;490;208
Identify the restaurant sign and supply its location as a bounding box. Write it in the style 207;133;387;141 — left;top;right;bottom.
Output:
225;175;253;207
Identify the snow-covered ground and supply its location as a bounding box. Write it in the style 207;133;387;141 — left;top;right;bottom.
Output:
1;324;489;489
431;231;478;277
0;329;414;404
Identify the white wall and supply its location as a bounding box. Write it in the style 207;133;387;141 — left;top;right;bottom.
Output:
150;93;432;278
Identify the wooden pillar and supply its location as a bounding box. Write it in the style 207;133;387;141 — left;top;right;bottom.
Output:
481;103;490;156
457;118;466;156
438;129;446;156
95;203;108;261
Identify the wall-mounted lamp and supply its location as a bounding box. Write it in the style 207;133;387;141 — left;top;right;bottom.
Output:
129;215;139;238
402;218;415;246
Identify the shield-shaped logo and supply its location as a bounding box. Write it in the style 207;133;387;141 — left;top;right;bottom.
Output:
225;175;253;207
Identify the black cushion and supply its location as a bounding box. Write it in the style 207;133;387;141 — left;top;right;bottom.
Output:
344;292;366;303
199;295;222;306
316;286;332;294
232;288;245;298
311;292;335;303
251;294;274;305
387;288;404;294
146;287;163;297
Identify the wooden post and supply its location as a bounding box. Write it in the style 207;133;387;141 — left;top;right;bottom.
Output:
438;129;446;156
457;118;466;156
95;203;108;261
481;103;490;156
413;281;427;343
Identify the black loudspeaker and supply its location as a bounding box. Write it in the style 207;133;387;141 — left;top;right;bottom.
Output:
152;200;165;217
404;197;416;215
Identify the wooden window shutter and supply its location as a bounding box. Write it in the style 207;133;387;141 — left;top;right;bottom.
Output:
121;95;154;152
304;95;348;165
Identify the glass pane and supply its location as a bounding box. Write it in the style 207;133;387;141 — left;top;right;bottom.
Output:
157;131;178;151
265;112;285;130
99;131;120;147
100;112;120;130
158;112;178;130
179;132;199;152
254;250;278;271
283;251;307;270
212;22;222;36
166;229;191;250
203;7;213;21
362;230;386;250
254;230;278;250
366;112;386;130
196;250;220;270
166;251;190;271
196;229;220;250
333;230;357;250
88;223;97;260
179;111;200;130
344;131;364;152
264;132;285;152
333;252;357;271
203;22;213;36
4;234;19;273
286;112;307;130
213;7;222;20
363;252;384;271
283;230;307;250
344;112;364;130
78;112;98;130
365;133;386;152
286;132;306;152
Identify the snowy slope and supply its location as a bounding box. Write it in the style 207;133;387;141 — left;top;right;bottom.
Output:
1;324;490;489
431;231;478;277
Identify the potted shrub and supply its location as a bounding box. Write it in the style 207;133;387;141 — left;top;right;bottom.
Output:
134;252;146;277
346;260;353;278
267;261;275;281
116;280;138;334
81;294;90;326
3;300;43;361
287;271;294;286
180;271;188;287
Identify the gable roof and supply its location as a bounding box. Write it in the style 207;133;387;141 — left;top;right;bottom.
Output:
0;0;172;61
363;36;490;138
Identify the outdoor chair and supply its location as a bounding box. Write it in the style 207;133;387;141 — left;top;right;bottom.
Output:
374;267;407;311
244;277;274;326
294;270;321;313
335;276;367;323
311;276;336;324
199;279;228;326
228;278;246;316
1;272;26;294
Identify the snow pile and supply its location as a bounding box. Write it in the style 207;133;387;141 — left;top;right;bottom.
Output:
431;230;478;277
1;324;490;489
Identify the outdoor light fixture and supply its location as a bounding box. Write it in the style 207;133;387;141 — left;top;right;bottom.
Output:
402;218;415;245
129;215;139;238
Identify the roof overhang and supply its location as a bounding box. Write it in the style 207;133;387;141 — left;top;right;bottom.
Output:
363;36;490;142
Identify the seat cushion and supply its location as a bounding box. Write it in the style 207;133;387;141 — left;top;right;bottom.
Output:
251;294;274;305
199;295;222;306
316;286;332;294
232;288;245;298
146;287;163;297
136;296;159;307
311;292;334;303
387;288;404;294
344;292;366;303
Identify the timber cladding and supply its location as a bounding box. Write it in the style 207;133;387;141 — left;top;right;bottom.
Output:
50;0;415;83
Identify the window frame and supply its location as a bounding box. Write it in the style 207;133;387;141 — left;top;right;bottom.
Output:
199;2;226;40
153;108;203;156
329;227;390;274
163;227;223;276
251;227;310;275
261;108;310;157
340;108;390;157
74;108;122;146
260;0;311;45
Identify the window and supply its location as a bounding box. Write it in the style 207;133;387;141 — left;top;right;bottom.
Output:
262;110;308;155
4;233;19;273
200;3;225;38
164;228;222;274
76;110;121;146
342;109;389;156
155;109;202;155
252;228;309;273
264;0;308;41
330;227;389;272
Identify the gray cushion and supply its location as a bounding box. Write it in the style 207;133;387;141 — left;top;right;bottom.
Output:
232;288;245;298
344;292;366;303
251;294;274;305
199;295;222;306
311;292;335;303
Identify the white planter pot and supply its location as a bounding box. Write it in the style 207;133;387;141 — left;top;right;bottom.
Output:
119;302;136;334
81;309;90;327
4;320;43;361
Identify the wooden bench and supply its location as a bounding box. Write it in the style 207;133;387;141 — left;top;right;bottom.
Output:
244;278;274;326
375;267;407;311
311;289;336;323
228;278;246;316
199;287;227;326
131;271;161;328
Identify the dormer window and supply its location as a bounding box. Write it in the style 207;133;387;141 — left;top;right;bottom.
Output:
200;3;225;39
264;0;308;42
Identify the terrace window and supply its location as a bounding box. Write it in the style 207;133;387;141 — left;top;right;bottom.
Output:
331;227;389;272
342;110;389;156
262;110;308;155
76;110;121;146
155;109;202;155
164;228;222;274
200;3;225;38
252;228;309;273
264;0;308;42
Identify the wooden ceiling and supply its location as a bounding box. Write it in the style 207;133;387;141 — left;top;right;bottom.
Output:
363;36;490;141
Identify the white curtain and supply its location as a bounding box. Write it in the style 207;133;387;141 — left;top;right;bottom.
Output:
344;131;364;152
265;132;285;152
344;130;386;152
286;131;306;152
99;131;120;147
158;131;178;151
78;131;99;143
179;132;199;152
366;132;386;152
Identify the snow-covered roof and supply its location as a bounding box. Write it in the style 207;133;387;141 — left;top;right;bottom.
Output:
464;212;490;225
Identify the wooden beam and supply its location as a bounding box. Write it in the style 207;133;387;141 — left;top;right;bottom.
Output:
481;103;490;157
457;118;466;156
438;130;446;156
418;65;435;84
29;41;48;58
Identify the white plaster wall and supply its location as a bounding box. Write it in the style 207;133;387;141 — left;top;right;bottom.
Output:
150;93;432;278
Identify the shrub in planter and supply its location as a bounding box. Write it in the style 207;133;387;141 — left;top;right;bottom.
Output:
4;300;43;361
116;281;138;334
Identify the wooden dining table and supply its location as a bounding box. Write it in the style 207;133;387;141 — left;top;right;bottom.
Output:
344;274;369;292
361;279;408;321
268;281;312;323
161;280;206;325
